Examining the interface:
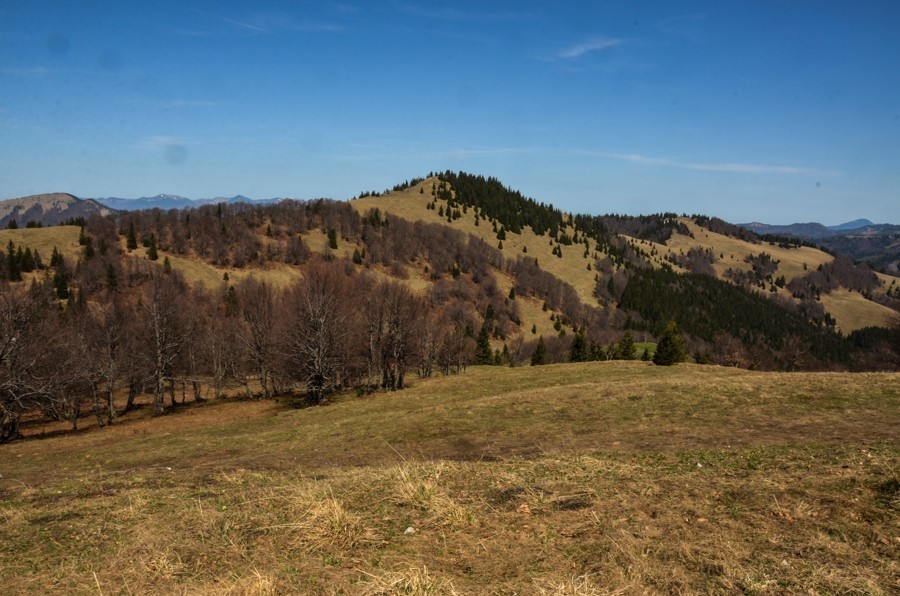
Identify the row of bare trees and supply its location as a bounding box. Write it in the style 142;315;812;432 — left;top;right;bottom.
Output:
0;257;484;443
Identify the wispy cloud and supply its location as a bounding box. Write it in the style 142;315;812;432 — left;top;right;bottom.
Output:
183;8;343;36
397;4;535;21
156;99;219;110
135;135;198;149
596;152;833;175
557;36;622;59
0;66;48;77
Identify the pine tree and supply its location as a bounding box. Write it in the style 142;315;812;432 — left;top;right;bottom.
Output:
530;336;548;366
616;331;637;360
105;264;118;291
653;321;686;366
147;235;158;261
126;223;138;251
224;285;239;317
21;248;35;273
570;331;589;362
53;272;68;299
327;228;338;249
475;323;493;365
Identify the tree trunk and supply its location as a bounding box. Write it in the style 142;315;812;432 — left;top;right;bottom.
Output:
105;383;116;423
124;381;138;414
91;383;106;428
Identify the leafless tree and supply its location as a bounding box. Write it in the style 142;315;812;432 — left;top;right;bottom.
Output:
380;281;422;390
0;282;62;442
235;277;279;399
280;261;355;404
140;270;190;414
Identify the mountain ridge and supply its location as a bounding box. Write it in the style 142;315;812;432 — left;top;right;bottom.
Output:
0;193;113;228
95;194;283;211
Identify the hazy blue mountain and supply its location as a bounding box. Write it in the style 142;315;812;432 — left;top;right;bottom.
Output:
95;194;284;211
828;219;875;231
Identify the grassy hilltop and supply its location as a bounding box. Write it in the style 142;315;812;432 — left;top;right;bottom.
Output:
1;362;897;594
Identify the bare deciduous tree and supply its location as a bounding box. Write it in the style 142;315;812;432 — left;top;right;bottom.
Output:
140;271;190;414
280;261;355;404
236;277;278;399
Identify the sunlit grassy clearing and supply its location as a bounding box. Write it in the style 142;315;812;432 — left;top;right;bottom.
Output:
1;362;897;593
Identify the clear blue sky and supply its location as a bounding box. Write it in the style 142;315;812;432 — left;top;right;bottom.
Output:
2;1;898;225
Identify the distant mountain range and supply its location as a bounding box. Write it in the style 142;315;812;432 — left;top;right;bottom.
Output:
94;194;283;211
737;219;890;238
0;193;113;228
0;193;285;228
739;219;900;274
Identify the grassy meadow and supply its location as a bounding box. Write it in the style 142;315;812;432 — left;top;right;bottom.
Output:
0;225;82;266
1;362;897;594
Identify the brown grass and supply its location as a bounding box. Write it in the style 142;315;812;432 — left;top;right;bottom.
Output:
1;363;898;593
351;178;601;306
819;288;898;332
0;225;82;264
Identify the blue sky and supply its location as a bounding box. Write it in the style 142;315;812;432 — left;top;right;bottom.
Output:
1;1;898;224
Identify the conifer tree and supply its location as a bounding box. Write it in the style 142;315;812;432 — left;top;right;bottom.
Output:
475;323;493;365
530;336;548;366
126;223;138;251
616;330;637;360
105;264;118;291
147;235;159;261
570;331;588;362
653;321;686;366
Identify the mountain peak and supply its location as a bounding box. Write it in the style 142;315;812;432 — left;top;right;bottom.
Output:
828;219;875;231
0;192;112;226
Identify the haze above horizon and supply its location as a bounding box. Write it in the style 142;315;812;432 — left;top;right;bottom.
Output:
1;1;898;226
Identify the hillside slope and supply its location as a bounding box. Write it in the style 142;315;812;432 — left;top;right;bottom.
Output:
1;362;897;593
351;176;896;334
0;193;113;227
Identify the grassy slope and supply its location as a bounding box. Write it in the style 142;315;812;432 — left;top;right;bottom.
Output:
0;225;82;265
353;184;896;332
351;178;601;306
1;363;897;594
661;219;895;331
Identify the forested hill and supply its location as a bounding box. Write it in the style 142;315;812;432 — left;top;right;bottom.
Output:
1;172;899;442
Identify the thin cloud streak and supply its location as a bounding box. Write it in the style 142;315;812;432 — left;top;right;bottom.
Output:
397;4;535;22
134;135;198;149
0;66;48;77
557;36;621;59
156;99;219;110
596;152;834;175
188;8;343;36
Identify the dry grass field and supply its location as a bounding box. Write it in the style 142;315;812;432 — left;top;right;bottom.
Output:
819;288;898;333
1;363;897;594
351;178;602;306
0;225;83;265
